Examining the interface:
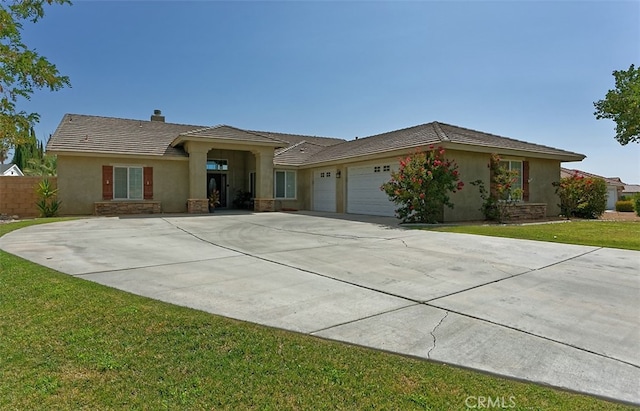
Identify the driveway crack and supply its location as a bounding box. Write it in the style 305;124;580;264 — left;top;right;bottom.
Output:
428;311;448;359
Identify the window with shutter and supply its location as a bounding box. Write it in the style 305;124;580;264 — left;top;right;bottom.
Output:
102;165;113;200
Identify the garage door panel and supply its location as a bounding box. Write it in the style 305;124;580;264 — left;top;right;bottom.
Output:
313;169;337;212
347;164;397;217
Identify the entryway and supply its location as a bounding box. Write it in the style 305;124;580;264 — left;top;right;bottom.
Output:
207;173;227;208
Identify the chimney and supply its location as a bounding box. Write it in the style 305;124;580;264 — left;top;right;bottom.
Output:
150;109;165;122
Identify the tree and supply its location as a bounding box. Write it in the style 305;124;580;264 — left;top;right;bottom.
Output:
381;146;464;223
593;64;640;145
11;126;41;170
1;0;71;151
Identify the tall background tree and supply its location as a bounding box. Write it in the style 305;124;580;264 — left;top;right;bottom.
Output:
593;64;640;145
1;0;71;157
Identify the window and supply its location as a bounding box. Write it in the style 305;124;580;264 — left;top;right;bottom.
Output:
113;166;143;199
499;160;523;200
320;172;325;178
207;159;228;171
374;166;381;173
383;165;390;172
275;170;296;199
326;171;331;177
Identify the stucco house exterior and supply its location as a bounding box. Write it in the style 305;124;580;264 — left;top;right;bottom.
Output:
46;111;585;222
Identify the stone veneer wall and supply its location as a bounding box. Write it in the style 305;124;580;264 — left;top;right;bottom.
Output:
254;198;275;212
94;201;161;216
506;203;547;221
187;199;209;214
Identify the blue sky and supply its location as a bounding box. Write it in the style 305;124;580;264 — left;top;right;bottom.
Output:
22;0;640;183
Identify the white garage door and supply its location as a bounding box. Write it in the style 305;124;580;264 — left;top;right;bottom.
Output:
606;187;617;210
347;164;396;216
313;169;337;212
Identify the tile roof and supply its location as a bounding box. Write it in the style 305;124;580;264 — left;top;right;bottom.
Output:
561;168;626;186
47;114;200;157
47;114;585;165
176;125;289;145
274;141;329;166
304;122;585;165
249;130;345;147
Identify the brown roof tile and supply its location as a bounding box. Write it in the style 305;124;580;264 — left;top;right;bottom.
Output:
561;168;625;186
177;125;289;145
250;130;345;147
304;122;585;165
47;114;202;157
274;141;328;166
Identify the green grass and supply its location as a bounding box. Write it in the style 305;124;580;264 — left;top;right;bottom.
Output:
1;219;636;410
429;221;640;251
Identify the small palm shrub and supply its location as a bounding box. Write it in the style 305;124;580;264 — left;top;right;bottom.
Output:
35;179;61;217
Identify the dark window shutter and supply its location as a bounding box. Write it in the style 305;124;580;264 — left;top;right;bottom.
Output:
522;161;530;201
102;165;113;200
144;167;153;200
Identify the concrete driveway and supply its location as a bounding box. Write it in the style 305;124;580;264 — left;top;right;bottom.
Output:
1;211;638;404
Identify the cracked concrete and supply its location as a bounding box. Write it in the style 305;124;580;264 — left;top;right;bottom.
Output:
428;310;449;358
1;211;638;405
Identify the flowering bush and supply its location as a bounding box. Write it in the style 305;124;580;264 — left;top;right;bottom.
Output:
380;146;463;223
470;154;522;222
552;172;606;219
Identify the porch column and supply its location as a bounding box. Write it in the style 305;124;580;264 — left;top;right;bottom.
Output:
253;148;275;212
185;141;209;213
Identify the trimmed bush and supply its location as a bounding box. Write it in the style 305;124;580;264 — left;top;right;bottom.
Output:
552;172;607;219
615;200;634;212
633;194;640;217
381;146;464;223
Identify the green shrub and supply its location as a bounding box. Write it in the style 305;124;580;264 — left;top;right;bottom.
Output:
633;193;640;217
615;200;634;212
470;153;523;223
381;146;464;223
35;179;61;217
552;173;607;219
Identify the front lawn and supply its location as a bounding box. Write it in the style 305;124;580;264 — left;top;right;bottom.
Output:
429;221;640;251
0;219;636;409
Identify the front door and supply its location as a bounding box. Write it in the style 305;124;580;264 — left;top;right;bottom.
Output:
207;173;227;208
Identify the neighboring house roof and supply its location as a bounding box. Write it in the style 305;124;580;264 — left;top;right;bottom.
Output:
0;164;24;176
561;168;626;187
303;121;585;165
622;184;640;194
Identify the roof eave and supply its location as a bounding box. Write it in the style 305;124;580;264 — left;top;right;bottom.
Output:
47;149;188;160
171;135;284;148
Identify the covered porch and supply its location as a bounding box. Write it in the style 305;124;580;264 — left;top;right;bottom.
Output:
171;126;286;214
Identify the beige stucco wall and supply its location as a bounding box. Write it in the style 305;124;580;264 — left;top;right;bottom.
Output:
274;168;311;211
57;155;189;215
304;149;563;222
443;151;562;221
529;158;561;216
